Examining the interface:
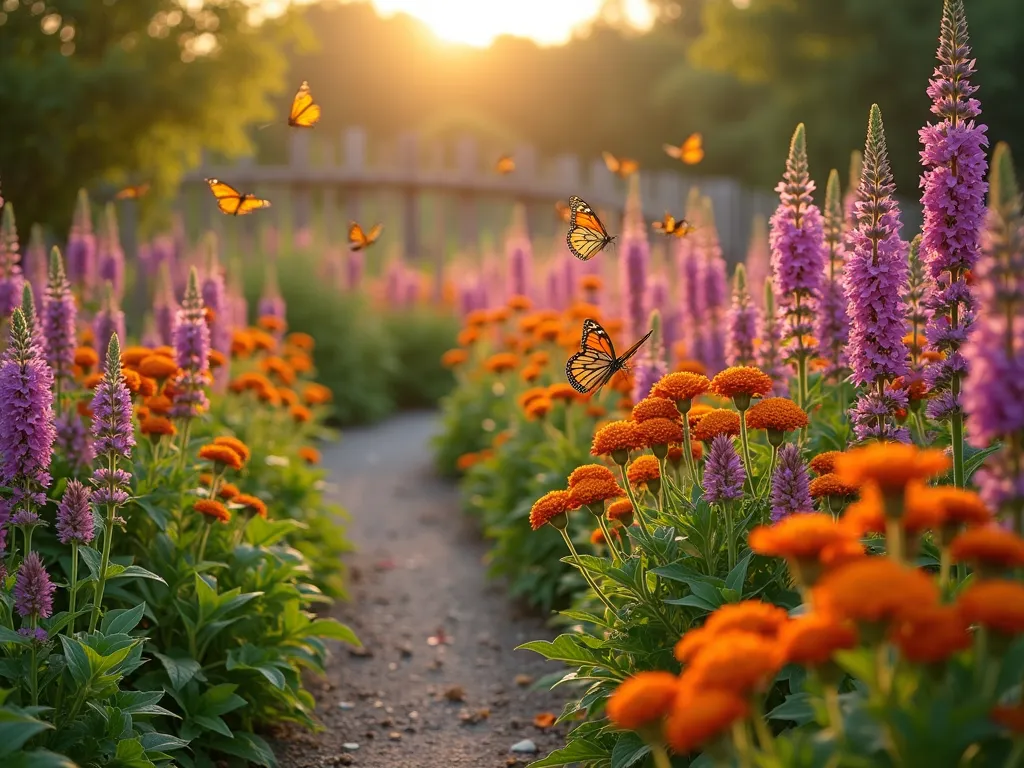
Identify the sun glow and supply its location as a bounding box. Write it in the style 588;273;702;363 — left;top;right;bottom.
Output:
365;0;653;47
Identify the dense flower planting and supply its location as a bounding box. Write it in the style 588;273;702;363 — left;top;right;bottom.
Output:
0;196;358;767
435;3;1024;765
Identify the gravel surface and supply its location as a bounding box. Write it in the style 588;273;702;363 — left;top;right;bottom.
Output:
273;412;571;768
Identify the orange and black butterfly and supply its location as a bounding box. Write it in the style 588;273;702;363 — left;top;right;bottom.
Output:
664;133;704;165
652;213;696;238
205;179;272;216
602;151;639;178
566;196;615;261
566;318;653;394
348;222;382;252
115;182;150;200
554;200;571;224
496;155;516;175
288;81;321;128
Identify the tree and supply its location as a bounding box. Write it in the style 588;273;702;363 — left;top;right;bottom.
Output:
0;0;311;233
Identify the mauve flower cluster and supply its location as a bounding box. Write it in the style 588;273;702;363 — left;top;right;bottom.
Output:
55;410;94;472
506;226;533;300
726;264;757;367
843;105;910;439
697;200;728;374
14;551;55;621
90;336;134;507
756;280;788;395
631;311;667;402
849;383;911;443
43;248;77;382
171;268;211;420
56;479;95;545
743;215;770;309
0;204;26;318
65;189;97;293
770;443;812;522
0;308;56;518
704;435;746;505
201;247;231;365
97;204;125;300
816;170;851;379
675;233;703;359
21;284;45;356
621;237;649;341
93;284;126;368
769;124;826;363
257;261;286;324
904;236;932;370
24;224;47;302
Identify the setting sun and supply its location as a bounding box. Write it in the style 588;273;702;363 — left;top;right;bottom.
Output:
366;0;653;47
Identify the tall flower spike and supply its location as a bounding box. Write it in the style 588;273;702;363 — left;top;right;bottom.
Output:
56;479;95;545
771;443;813;522
14;552;55;621
257;258;286;328
756;279;788;395
904;236;932;372
962;142;1024;525
25;223;47;302
92;282;126;368
153;261;179;346
97;203;125;300
843;104;911;442
0;307;56;527
919;0;988;480
816;169;850;380
43;247;76;384
842;150;863;230
506;202;533;300
726;264;757;367
698;198;728;374
620;182;650;341
90;333;134;506
170;267;211;420
66;188;97;295
704;434;746;505
769;123;826;407
744;215;770;309
631;310;667;402
201;234;230;357
0;203;25;318
21;283;45;355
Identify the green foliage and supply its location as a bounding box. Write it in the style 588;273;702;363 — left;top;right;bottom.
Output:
382;309;459;410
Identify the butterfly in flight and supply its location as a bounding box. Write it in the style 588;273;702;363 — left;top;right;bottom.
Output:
288;81;321;128
664;133;704;165
495;155;516;175
602;151;639;178
115;182;150;200
348;221;382;251
652;213;696;238
566;196;615;262
205;179;272;216
554;199;571;224
566;318;653;394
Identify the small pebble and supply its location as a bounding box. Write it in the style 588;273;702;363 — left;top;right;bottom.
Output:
510;739;538;754
338;701;355;710
388;731;402;741
341;743;359;752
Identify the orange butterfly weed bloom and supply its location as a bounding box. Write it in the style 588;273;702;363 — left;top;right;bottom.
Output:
518;314;542;335
83;372;104;390
524;397;553;421
568;477;625;510
667;442;702;464
233;493;268;519
949;526;1024;572
258;386;282;407
674;626;712;663
813;557;939;627
932;487;993;533
194;499;231;524
303;382;333;406
518;387;549;409
617;396;634;412
286;332;315;351
530;350;550;367
520;365;542;384
208;349;227;370
778;614;857;666
749;513;861;587
534;320;562;343
217;482;240;500
664;689;749;755
484;353;518;374
568;464;618;486
137;354;179;380
590;527;621;545
891;605;971;664
231;331;256;358
586;404;607;419
198;444;244;471
605;672;679;730
134;405;150;422
637;418;684;450
77;400;93;419
465;309;489;327
690;409;741;442
833;442;950;494
507;294;532;312
74;346;99;370
632;396;681;423
249;329;278;352
121;368;143;395
140;416;176;439
290;404;313;423
673;359;708;375
957;579;1024;635
579;275;603;292
529;489;571;531
606;498;634;527
682;631;784;695
278;388;299;408
703;601;789;639
843;482;943;536
709;366;773;405
626;455;661;489
213;436;251;462
262;356;297;386
591;420;642;464
991;705;1024;734
809;451;843;476
298;446;321;464
547;383;581;403
809;473;858;500
258;315;287;333
138;376;157;397
651;372;711;408
456;452;482;471
744;397;808;435
457;328;480;347
489;307;510;324
686;403;715;428
120;346;152;368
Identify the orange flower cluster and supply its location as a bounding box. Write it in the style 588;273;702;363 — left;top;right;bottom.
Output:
529;490;570;530
709;366;773;400
194;499;231;524
626;455;660;489
651;372;710;406
744;397;808;433
690;409;741;442
567;464;624;510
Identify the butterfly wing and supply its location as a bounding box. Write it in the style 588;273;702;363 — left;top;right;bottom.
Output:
682;133;704;165
206;178;244;215
602;151;620;175
348;222;368;251
365;224;383;246
673;220;697;238
615;329;654;368
663;143;683;160
555;200;571;224
289;81;321;128
234;195;272;216
496;155;515;175
566;196;613;262
115;183;149;200
619;158;639;177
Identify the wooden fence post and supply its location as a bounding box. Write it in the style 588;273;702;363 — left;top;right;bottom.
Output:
396;132;420;260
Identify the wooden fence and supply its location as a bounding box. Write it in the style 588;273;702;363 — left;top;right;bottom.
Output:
181;128;780;263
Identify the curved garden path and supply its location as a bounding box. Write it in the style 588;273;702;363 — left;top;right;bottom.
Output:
274;412;570;768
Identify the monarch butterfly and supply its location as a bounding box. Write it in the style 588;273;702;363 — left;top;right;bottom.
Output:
348;221;382;251
288;81;321;128
652;213;696;238
565;318;653;394
205;179;271;216
495;155;516;175
115;182;150;200
566;196;615;262
602;151;639;178
664;133;704;165
554;199;571;224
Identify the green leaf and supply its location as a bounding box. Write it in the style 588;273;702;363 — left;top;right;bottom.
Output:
112;738;153;768
109;566;166;584
664;595;718;611
303;619;359;646
0;626;30;646
192;714;234;738
152;651;202;691
194;574;219;619
199;683;247;717
102;603;146;636
59;636;91;685
610;732;650;768
78;547;102;580
725;552;753;594
205;732;277;767
527;738;610;767
0;709;53;755
140;732;190;754
766;692;817;725
6;750;77;768
517;634;608;667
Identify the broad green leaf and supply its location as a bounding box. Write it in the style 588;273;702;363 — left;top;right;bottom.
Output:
59;636;91;685
0;626;30;646
303;619;359;646
198;683;247;717
527;738;610;767
0;709;53;754
610;732;649;768
725;552;753;594
112;738;152;768
139;732;190;753
78;547;102;580
767;692;817;725
102;603;147;636
6;750;76;768
152;651;202;691
194;574;219;619
205;732;277;767
109;566;166;584
517;634;608;667
192;714;233;738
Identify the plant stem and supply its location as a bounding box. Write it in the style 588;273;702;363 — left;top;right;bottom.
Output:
560;528;618;616
67;543;79;637
88;503;117;633
824;686;844;739
681;417;699;491
737;411;755;495
177;420;192;472
650;745;673;768
939;546;951;592
885;517;904;564
196;521;212;564
950;406;965;489
750;696;777;758
597;515;623;565
619;465;652;537
29;625;39;706
723;502;737;572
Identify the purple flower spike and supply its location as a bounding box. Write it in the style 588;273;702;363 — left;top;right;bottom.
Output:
90;334;134;507
756;279;788;395
0;204;26;319
66;189;97;293
816;169;851;380
744;215;770;308
97;204;125;300
43;248;77;382
14;551;55;621
170;268;211;421
771;443;812;522
153;262;179;346
92;283;126;368
257;260;286;327
726;264;757;367
631;310;667;402
704;435;746;505
56;410;94;473
56;479;95;545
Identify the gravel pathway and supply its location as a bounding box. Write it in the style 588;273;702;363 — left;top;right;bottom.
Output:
274;411;571;768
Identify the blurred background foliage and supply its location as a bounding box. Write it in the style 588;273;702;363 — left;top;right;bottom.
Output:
1;0;1022;234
